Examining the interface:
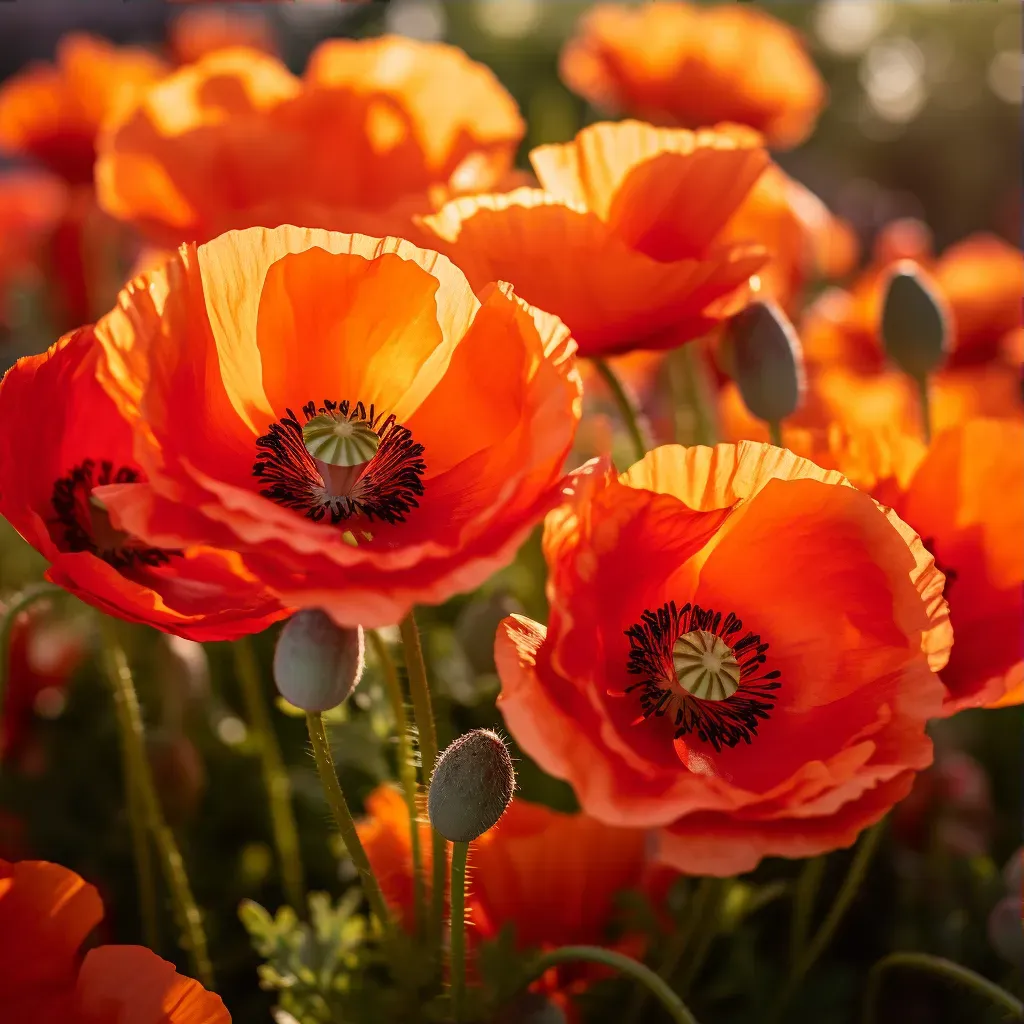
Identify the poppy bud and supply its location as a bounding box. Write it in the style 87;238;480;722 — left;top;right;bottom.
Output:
725;300;805;425
880;262;950;379
428;728;515;842
272;610;364;712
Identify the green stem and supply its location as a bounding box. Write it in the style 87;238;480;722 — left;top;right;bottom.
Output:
677;879;727;996
916;374;933;444
863;952;1024;1024
123;714;160;952
790;856;826;967
369;629;426;937
592;357;649;462
233;638;305;915
768;821;885;1023
101;626;212;988
398;613;446;944
671;345;718;448
449;841;469;1022
305;711;392;932
0;583;62;749
768;419;784;447
521;946;701;1024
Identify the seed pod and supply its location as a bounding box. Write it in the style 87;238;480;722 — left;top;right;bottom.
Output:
725;300;805;425
428;729;515;842
272;610;364;712
302;414;380;467
880;261;950;379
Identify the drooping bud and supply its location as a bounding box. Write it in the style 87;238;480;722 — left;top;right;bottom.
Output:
724;300;805;425
880;261;950;379
272;610;364;712
428;729;515;843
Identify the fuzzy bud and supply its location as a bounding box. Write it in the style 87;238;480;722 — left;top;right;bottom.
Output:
725;300;805;425
880;261;950;379
272;610;364;712
428;729;515;843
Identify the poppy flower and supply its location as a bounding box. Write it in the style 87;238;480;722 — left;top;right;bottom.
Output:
0;33;168;185
95;38;523;248
560;2;826;149
420;120;769;358
0;328;291;641
0;170;67;326
0;857;229;1022
91;226;581;628
895;419;1023;712
495;443;951;875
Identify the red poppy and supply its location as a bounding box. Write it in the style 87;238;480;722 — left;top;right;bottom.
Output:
0;328;290;640
0;858;228;1023
560;2;826;149
420;119;769;358
90;226;581;628
496;443;951;875
0;34;167;185
96;39;523;247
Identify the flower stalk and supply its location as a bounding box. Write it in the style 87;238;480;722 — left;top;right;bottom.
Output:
449;840;470;1022
592;357;649;461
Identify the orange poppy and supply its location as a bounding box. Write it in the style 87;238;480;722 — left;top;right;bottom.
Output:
91;226;581;628
420;120;769;358
560;2;826;149
0;170;67;325
95;39;523;247
0;858;229;1023
168;8;279;65
0;328;290;641
895;419;1024;712
495;443;951;875
0;34;167;185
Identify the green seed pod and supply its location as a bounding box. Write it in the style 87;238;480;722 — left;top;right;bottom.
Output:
428;729;515;842
880;261;950;379
725;300;805;425
272;610;364;712
302;414;380;467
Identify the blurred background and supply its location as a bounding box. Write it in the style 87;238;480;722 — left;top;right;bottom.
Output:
0;3;1019;1023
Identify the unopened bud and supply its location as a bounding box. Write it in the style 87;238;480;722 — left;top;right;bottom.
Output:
880;262;950;379
725;300;805;425
428;729;515;843
272;610;364;712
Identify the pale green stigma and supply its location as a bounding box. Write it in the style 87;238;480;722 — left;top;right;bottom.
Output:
302;414;381;468
672;629;741;701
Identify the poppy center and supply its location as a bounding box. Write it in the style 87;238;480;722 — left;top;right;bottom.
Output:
622;601;782;752
253;399;425;527
50;459;178;570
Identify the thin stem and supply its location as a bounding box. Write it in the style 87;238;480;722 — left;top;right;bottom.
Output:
592;357;649;462
233;638;305;914
369;630;425;937
916;374;933;444
863;952;1024;1024
768;821;885;1023
790;856;826;967
123;715;160;951
449;841;469;1022
0;583;62;748
677;879;727;996
521;946;702;1024
672;345;718;448
305;711;392;932
768;419;784;448
101;627;213;988
398;612;446;942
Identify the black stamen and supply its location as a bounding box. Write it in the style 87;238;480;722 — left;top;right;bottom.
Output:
49;459;178;570
623;600;781;752
252;398;425;527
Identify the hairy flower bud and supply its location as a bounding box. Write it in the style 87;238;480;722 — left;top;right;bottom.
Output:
428;729;515;842
880;261;950;379
272;610;364;712
725;300;805;425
